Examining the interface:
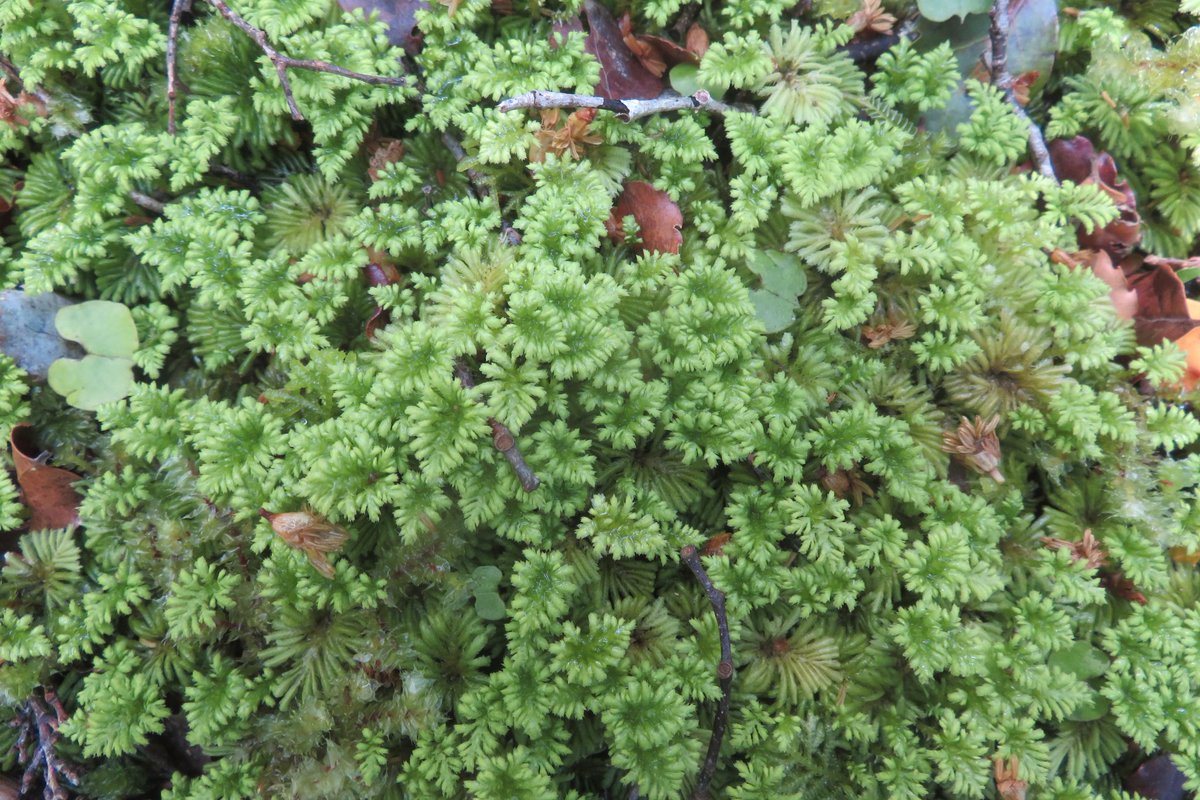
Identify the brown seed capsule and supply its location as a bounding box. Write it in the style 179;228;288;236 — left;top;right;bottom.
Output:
941;415;1005;483
259;508;348;579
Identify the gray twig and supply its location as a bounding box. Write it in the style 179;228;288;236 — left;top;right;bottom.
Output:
988;0;1056;181
168;0;407;131
498;90;734;122
129;190;166;214
680;545;734;800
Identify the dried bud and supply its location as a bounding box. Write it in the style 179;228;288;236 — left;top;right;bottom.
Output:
847;0;897;35
994;756;1027;800
259;508;348;578
861;314;916;348
1041;528;1107;570
942;415;1005;483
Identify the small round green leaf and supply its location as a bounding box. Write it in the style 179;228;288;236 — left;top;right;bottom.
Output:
669;63;726;101
749;250;807;297
47;355;136;410
471;565;502;591
1067;690;1110;722
55;300;139;359
474;592;506;621
750;290;796;334
1049;642;1109;680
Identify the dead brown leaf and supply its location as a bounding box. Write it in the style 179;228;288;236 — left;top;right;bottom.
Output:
367;138;405;182
605;181;683;254
685;24;710;58
1049;136;1142;259
583;0;664;100
1127;263;1200;346
10;424;81;531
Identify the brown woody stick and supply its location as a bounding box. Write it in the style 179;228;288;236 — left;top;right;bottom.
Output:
453;360;540;492
680;544;734;800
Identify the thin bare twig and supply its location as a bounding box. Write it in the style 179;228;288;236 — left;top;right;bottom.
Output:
167;0;194;134
453;360;540;492
129;190;166;214
168;0;408;131
988;0;1056;181
680;544;733;800
498;90;734;122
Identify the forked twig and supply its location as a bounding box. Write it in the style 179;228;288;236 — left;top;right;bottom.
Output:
680;545;734;800
988;0;1056;180
167;0;408;132
453;360;540;492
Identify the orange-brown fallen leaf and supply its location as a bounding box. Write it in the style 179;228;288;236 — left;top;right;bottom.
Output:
1050;249;1137;321
367;138;405;182
605;181;683;255
9;423;82;531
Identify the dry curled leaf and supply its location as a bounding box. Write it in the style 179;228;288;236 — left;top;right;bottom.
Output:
847;0;897;35
819;466;874;505
1050;249;1137;321
1127;263;1200;346
702;532;731;556
530;107;603;162
1049;136;1141;260
259;508;348;578
9;423;82;532
621;13;667;77
605;181;683;254
942;415;1005;483
583;0;664;100
861;312;917;348
1010;70;1039;106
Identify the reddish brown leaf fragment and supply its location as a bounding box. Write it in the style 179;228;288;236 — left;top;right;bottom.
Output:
621;13;667;77
1128;264;1200;346
605;181;683;255
702;532;731;557
9;423;81;531
1057;249;1137;321
1048;136;1142;259
549;16;584;48
1126;753;1188;800
583;0;664;100
367;138;405;182
685;23;709;58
